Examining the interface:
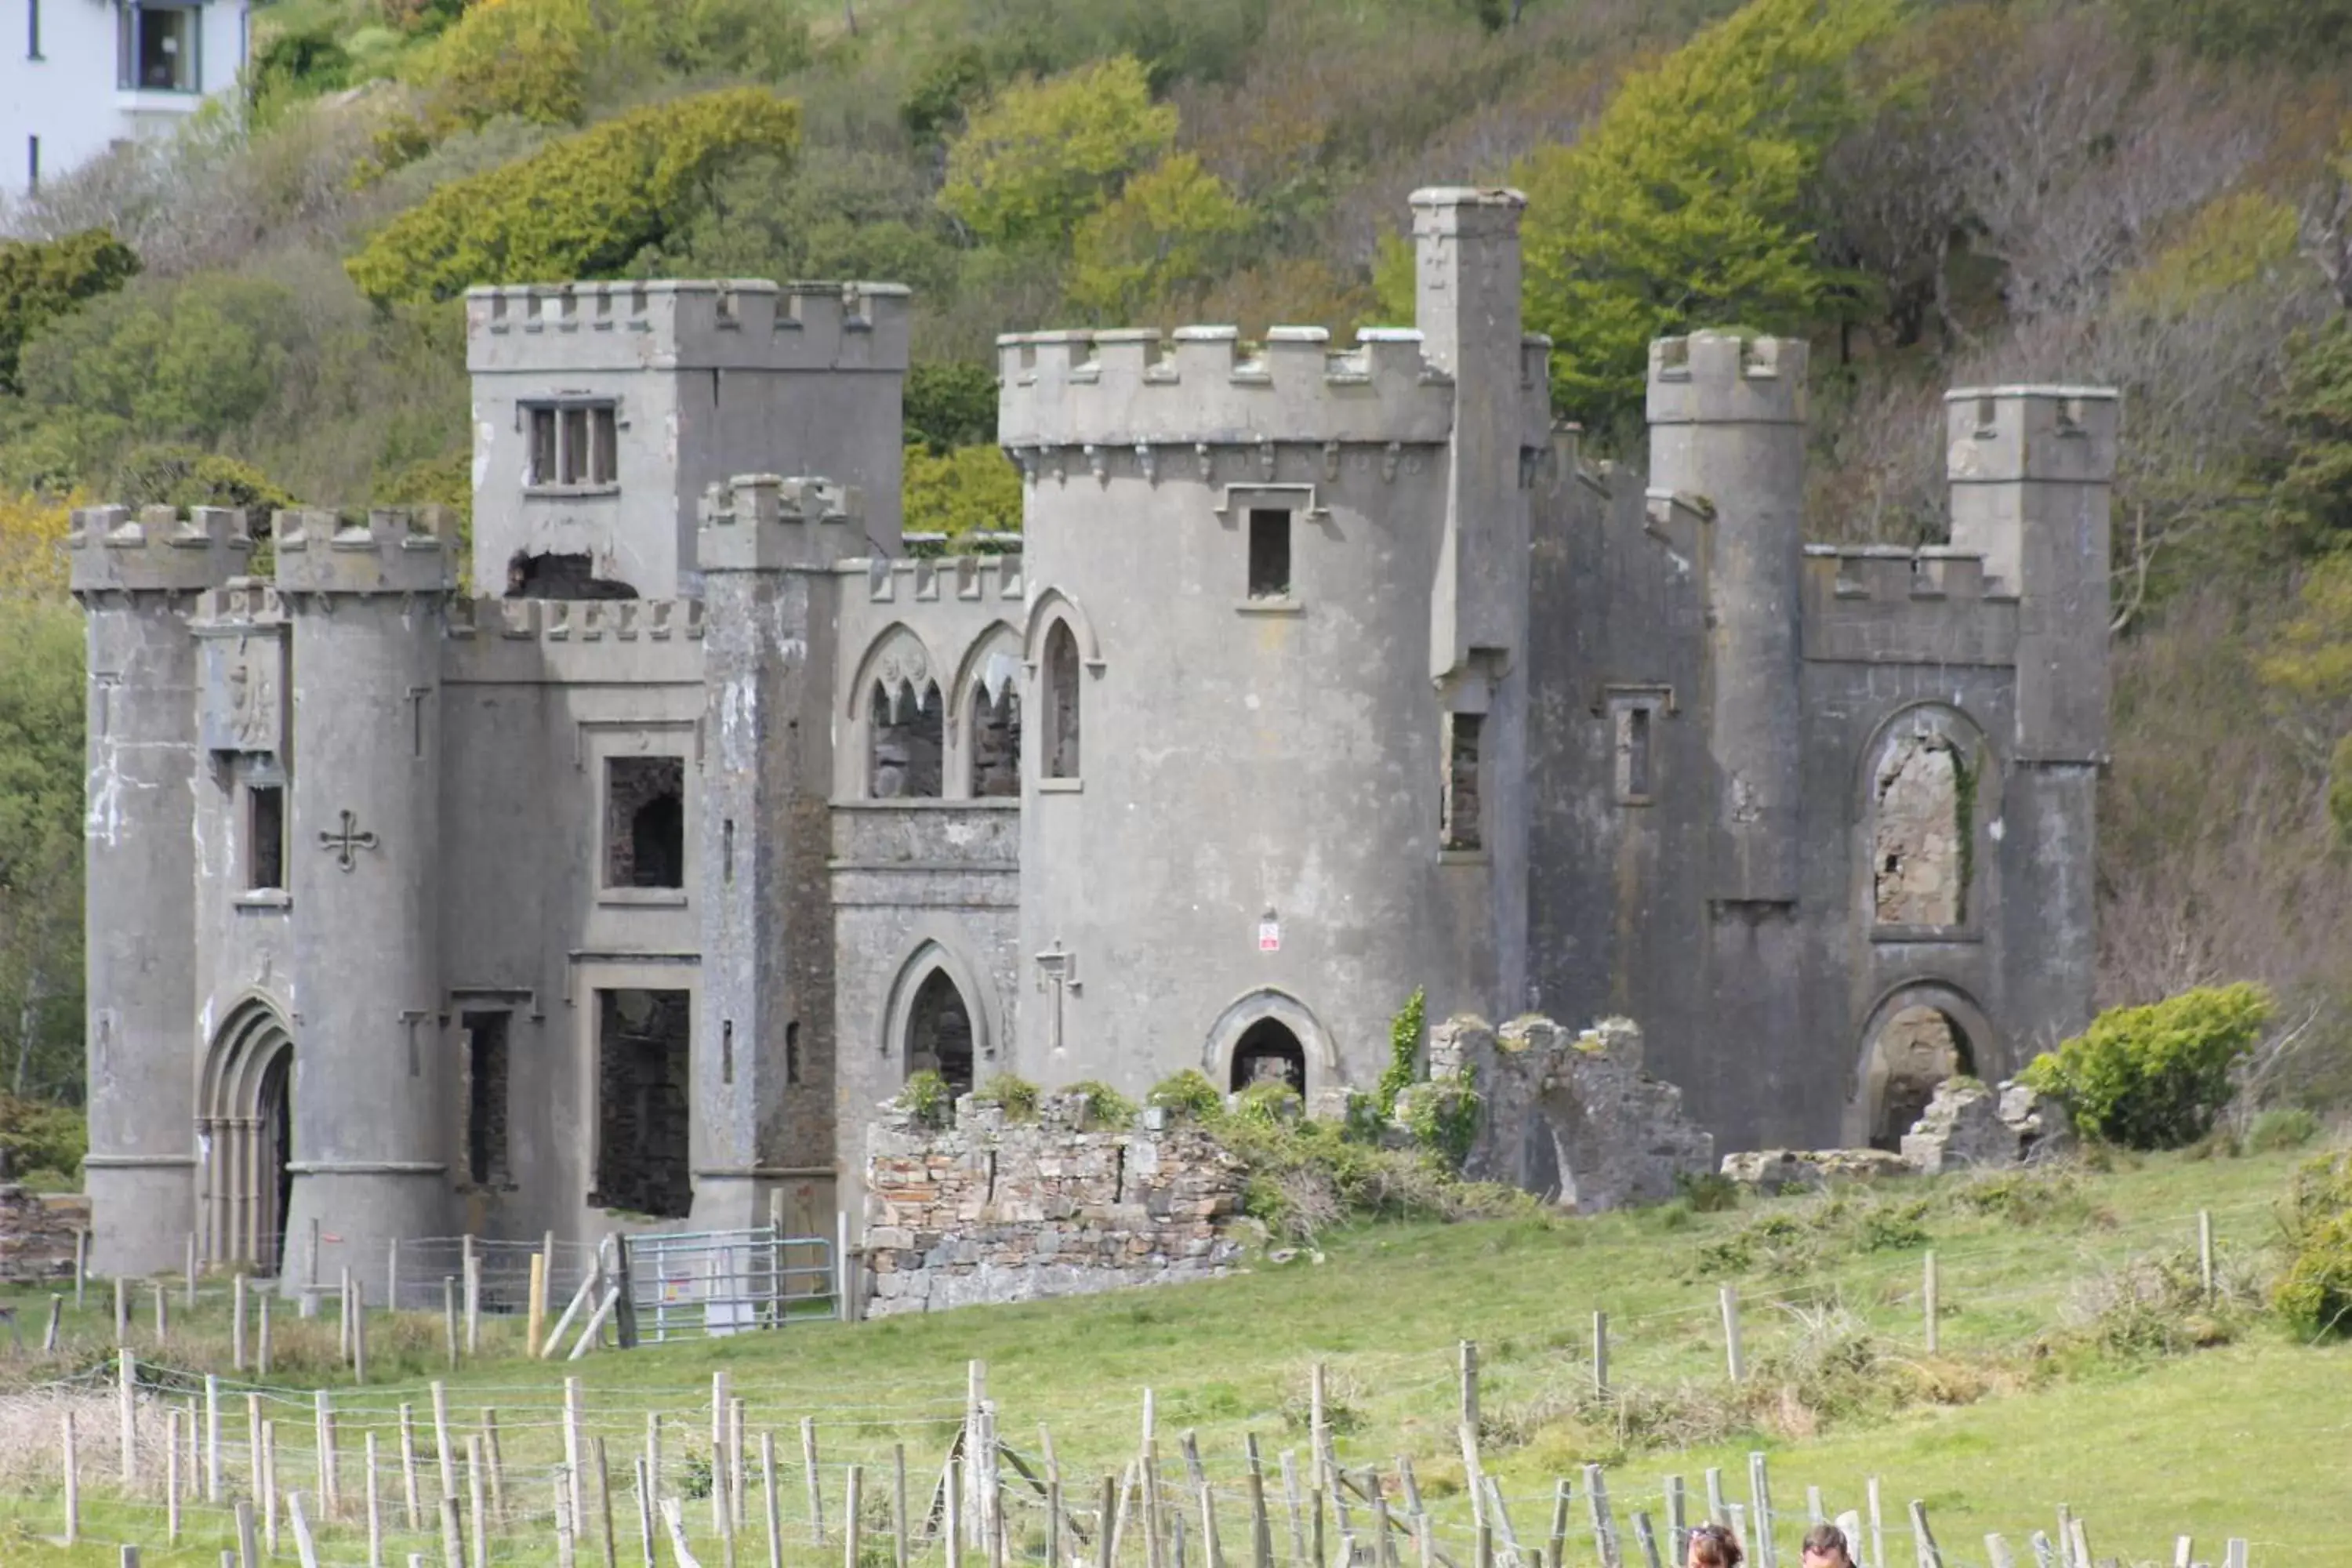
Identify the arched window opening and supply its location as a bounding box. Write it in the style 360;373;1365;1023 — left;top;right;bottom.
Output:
1230;1018;1307;1095
971;685;1022;798
198;1001;296;1274
1043;621;1081;780
1864;1005;1976;1149
906;971;975;1096
870;681;943;798
1872;734;1967;926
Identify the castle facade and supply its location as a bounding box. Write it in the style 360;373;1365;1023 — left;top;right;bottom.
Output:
74;191;2114;1285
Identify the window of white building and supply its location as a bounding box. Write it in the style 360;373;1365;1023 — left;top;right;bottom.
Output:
121;5;200;93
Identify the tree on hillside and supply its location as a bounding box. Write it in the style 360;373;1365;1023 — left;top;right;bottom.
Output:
1068;153;1254;320
938;56;1177;252
345;89;802;304
1512;0;1899;426
0;590;85;1102
0;230;140;395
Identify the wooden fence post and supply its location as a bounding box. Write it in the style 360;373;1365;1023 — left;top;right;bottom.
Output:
1593;1312;1609;1395
1458;1341;1479;1432
1720;1287;1744;1382
1924;1252;1940;1354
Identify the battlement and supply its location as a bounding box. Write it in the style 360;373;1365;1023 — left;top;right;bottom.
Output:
1945;386;2121;485
195;578;287;626
68;505;251;597
449;596;706;642
1800;545;2020;666
1801;545;2009;606
1646;332;1809;426
466;280;913;375
273;508;457;598
996;325;1457;449
859;553;1025;604
698;474;866;572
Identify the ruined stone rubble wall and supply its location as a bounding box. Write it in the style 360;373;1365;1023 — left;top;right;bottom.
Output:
0;1187;83;1283
861;1093;1247;1316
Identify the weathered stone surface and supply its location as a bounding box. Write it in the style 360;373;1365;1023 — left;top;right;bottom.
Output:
0;1187;83;1282
1901;1076;2074;1174
1443;1013;1715;1212
1720;1148;1912;1193
861;1091;1247;1316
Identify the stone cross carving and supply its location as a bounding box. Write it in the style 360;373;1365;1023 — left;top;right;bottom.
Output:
318;809;379;872
1035;942;1080;1056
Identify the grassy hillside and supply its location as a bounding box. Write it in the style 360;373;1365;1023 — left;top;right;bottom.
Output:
0;1148;2339;1566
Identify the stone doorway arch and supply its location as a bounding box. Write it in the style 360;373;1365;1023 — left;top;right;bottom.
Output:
1229;1018;1307;1094
198;997;295;1273
905;969;976;1096
1843;983;1994;1150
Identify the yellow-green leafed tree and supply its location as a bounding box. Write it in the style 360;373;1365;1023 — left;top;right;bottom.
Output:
1068;153;1254;321
904;444;1022;541
407;0;597;133
1512;0;1899;424
347;89;800;304
939;56;1178;252
0;491;78;599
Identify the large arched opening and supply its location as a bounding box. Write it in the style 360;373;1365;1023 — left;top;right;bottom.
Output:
1845;985;1995;1150
1229;1018;1307;1094
905;970;975;1097
198;999;296;1274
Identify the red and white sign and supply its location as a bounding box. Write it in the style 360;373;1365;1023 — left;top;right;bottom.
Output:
1258;921;1280;953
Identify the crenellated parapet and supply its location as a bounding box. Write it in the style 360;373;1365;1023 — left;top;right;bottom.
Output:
466;280;912;373
1945;385;2120;487
273;508;456;599
1646;332;1809;426
996;325;1461;452
448;596;706;642
68;506;251;599
1800;544;2020;666
861;554;1025;604
698;474;866;572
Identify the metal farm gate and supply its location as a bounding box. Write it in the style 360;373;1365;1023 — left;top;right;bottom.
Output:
620;1226;837;1342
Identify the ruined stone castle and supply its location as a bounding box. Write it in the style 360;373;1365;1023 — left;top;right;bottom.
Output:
73;190;2114;1286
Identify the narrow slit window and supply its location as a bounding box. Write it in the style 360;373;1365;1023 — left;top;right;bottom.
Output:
1442;713;1483;851
529;408;558;486
1247;508;1291;599
248;784;285;891
463;1011;510;1188
1613;702;1655;804
1044;621;1081;780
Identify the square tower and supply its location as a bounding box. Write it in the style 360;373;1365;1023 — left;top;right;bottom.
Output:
466;280;909;598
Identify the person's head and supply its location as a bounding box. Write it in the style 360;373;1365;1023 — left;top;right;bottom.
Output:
1802;1525;1855;1568
1687;1523;1745;1568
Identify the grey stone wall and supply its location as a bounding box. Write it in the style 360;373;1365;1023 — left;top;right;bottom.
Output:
862;1092;1246;1316
0;1187;82;1282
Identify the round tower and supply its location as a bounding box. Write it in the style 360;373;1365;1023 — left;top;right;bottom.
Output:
274;508;455;1298
71;506;249;1278
1647;331;1809;902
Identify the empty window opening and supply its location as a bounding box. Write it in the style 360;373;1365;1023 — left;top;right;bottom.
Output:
1863;1006;1976;1151
506;551;639;601
592;988;692;1218
1230;1018;1306;1096
28;0;39;59
785;1020;800;1085
970;685;1021;798
122;4;194;90
1617;706;1653;801
247;783;285;891
1247;508;1291;599
606;756;685;889
26;136;37;191
526;402;617;488
1872;735;1968;926
1043;621;1081;779
869;681;944;798
1442;713;1484;851
720;1020;734;1085
905;971;974;1097
463;1011;511;1189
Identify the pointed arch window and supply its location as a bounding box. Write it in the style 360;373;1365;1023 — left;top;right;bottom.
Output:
1042;620;1081;781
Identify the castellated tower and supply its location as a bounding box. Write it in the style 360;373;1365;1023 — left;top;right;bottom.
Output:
71;507;249;1279
997;188;1553;1101
465;280;909;598
274;510;458;1296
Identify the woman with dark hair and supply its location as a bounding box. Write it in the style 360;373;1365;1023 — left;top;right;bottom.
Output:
1687;1523;1745;1568
1802;1526;1858;1568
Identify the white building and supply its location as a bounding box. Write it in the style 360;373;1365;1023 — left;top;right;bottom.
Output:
1;0;251;203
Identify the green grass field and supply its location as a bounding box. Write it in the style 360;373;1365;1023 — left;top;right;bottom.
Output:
0;1147;2340;1568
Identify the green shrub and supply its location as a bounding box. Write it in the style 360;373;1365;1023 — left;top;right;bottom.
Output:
905;362;1000;453
1400;1075;1480;1172
0;229;141;394
938;55;1175;251
113;447;297;513
2274;1149;2352;1338
1147;1069;1222;1123
1059;1080;1136;1130
902;1069;955;1129
1375;986;1426;1120
2062;1244;2255;1359
2248;1107;2321;1152
1676;1171;1741;1213
1230;1080;1304;1128
0;1097;86;1181
971;1074;1041;1122
346;89;800;304
2019;983;2274;1149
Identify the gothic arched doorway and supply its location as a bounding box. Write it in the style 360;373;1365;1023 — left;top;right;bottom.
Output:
1853;1001;1981;1150
199;1000;295;1273
1230;1018;1307;1094
905;969;975;1096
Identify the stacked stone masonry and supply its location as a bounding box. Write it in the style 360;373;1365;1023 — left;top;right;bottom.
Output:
71;186;2116;1289
862;1092;1247;1316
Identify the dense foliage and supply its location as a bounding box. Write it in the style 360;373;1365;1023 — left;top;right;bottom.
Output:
0;230;140;394
2020;985;2275;1149
2274;1149;2352;1337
